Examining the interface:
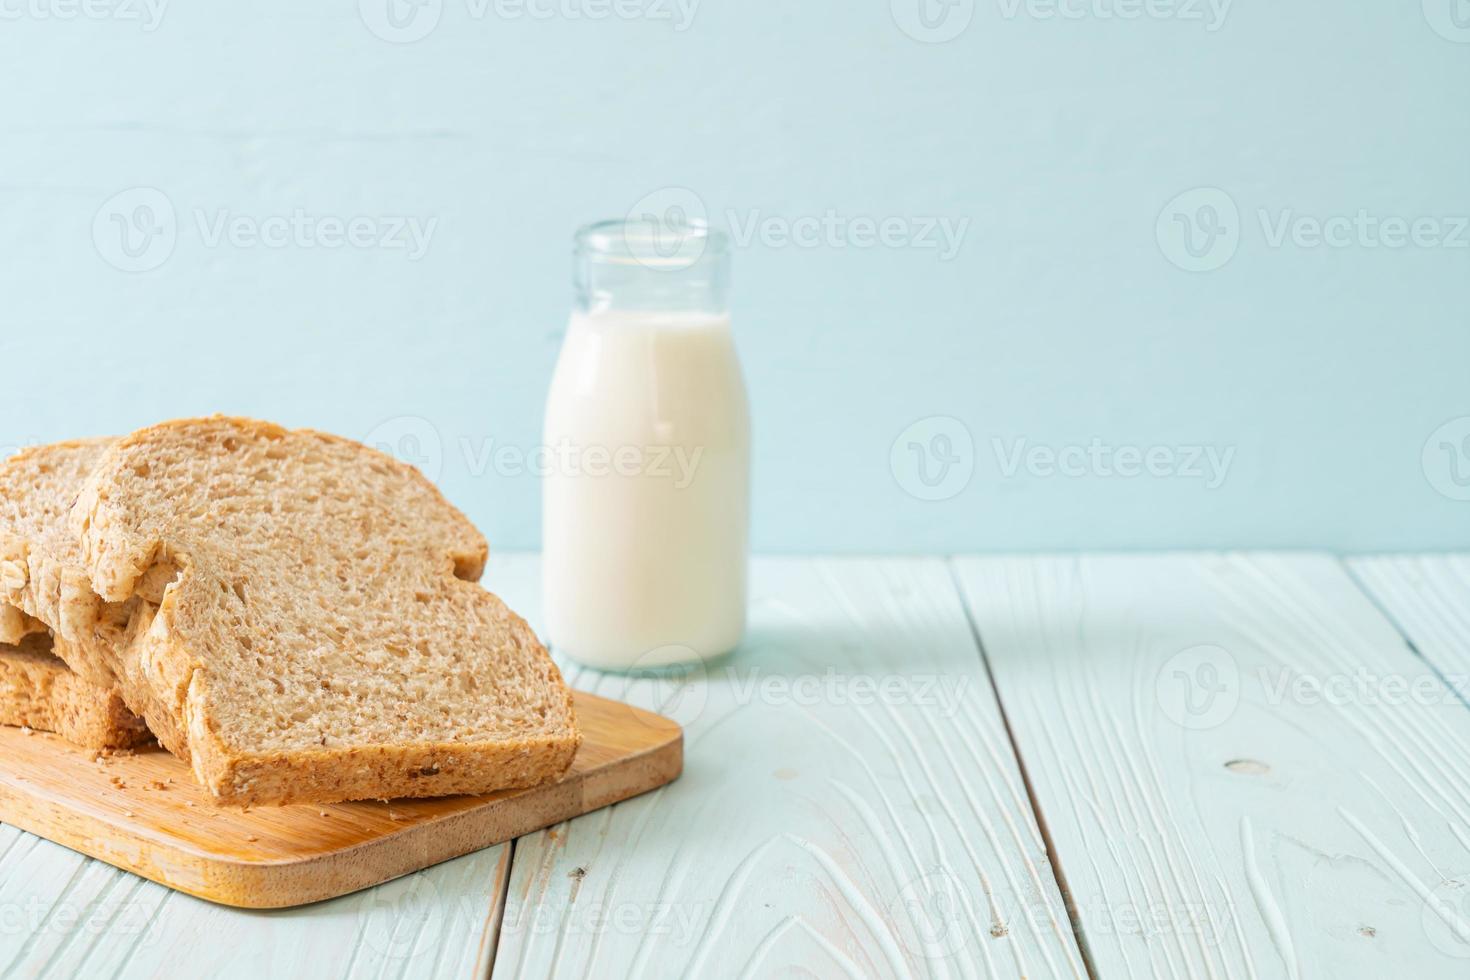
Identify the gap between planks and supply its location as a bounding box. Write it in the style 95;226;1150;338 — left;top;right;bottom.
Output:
944;557;1104;980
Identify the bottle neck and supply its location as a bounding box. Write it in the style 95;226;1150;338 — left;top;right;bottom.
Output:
573;219;731;316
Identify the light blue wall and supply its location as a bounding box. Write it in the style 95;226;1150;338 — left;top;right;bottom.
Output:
2;2;1467;552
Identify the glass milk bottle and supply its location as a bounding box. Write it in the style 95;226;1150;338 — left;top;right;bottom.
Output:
542;219;750;670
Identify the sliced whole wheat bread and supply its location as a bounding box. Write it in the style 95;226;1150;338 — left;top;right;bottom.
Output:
0;438;128;674
0;439;170;749
71;417;580;806
0;633;150;750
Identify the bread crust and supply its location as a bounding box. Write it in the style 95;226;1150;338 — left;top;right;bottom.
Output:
0;634;151;750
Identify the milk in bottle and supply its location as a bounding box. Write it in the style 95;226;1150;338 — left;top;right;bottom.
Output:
542;219;749;670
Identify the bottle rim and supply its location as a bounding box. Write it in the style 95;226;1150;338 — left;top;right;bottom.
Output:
575;218;729;269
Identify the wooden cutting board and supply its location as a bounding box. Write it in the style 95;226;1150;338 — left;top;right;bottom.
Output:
0;690;681;909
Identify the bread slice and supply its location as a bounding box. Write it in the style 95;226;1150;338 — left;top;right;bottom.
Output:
71;417;580;806
0;439;181;750
1;438;121;674
0;633;150;750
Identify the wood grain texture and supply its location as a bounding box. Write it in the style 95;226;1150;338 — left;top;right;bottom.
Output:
0;821;514;980
954;554;1470;980
1349;555;1470;680
0;690;681;909
487;554;1086;979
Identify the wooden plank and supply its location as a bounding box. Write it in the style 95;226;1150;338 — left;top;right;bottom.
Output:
0;690;681;909
953;554;1470;979
487;555;1086;979
1349;555;1470;679
0;830;511;980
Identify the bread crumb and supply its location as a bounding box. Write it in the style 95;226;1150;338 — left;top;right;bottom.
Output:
319;811;329;818
245;835;259;843
123;811;136;818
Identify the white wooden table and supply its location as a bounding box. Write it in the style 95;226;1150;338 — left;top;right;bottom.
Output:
4;553;1470;979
